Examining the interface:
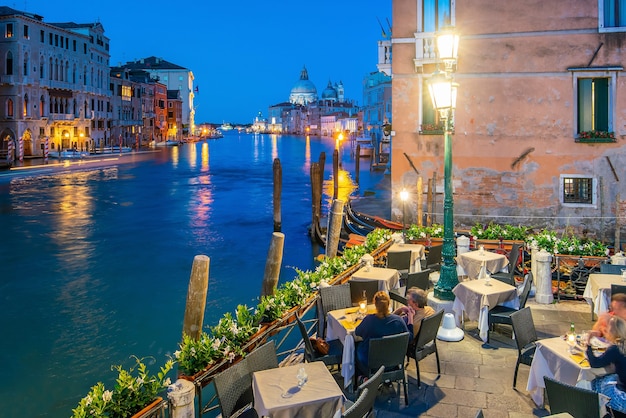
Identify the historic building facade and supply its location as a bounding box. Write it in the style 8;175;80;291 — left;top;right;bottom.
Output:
389;0;626;238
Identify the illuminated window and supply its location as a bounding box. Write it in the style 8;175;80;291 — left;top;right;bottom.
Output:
561;176;595;205
423;0;451;32
23;25;29;39
7;98;14;118
6;23;13;38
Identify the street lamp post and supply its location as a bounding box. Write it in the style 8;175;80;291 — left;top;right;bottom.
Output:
429;28;460;301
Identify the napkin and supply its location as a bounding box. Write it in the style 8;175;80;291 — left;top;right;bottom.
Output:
340;319;358;330
570;352;590;367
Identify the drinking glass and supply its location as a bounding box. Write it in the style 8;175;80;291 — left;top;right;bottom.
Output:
296;367;308;388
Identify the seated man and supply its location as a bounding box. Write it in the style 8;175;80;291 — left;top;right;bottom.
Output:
593;293;626;341
393;287;435;337
355;291;410;368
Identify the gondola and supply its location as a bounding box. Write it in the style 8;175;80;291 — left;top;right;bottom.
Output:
345;202;404;232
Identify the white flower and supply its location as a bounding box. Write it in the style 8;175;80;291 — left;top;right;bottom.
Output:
164;378;171;386
136;377;144;385
102;390;113;402
85;394;93;406
228;351;236;362
173;350;181;359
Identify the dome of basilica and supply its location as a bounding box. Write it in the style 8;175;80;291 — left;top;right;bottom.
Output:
289;66;317;105
321;80;338;100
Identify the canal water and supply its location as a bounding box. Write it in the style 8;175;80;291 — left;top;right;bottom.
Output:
0;132;386;417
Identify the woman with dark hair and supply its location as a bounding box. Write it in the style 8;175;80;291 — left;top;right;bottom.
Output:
355;290;410;367
588;315;626;414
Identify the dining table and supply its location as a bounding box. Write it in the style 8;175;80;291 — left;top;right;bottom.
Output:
387;243;425;273
350;266;400;292
583;273;626;321
526;336;610;411
252;361;346;418
325;304;376;389
452;278;519;342
457;249;508;279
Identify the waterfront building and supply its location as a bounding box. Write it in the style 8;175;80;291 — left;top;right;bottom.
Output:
388;0;626;238
109;67;143;148
166;89;183;141
153;82;167;142
362;70;392;143
122;56;195;137
0;6;110;157
251;110;268;133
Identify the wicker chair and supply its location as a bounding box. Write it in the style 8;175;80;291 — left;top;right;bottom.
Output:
387;250;412;280
246;340;278;374
510;307;537;388
349;280;380;306
213;358;258;418
295;313;343;368
390;269;431;304
421;245;442;271
342;365;384;417
342;388;371;418
407;310;444;388
319;283;352;338
543;376;601;418
356;332;411;405
488;273;533;340
491;243;521;286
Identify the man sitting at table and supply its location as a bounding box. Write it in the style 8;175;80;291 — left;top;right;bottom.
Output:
393;287;435;337
593;293;626;340
355;291;410;371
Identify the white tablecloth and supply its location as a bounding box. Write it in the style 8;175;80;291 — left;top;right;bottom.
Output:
583;273;626;318
452;278;519;342
457;250;508;279
388;243;425;273
526;337;609;412
350;267;400;292
253;362;345;418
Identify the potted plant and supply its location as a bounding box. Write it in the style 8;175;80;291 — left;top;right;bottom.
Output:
72;356;174;418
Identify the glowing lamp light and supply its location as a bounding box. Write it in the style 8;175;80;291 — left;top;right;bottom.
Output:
428;70;458;114
436;28;460;71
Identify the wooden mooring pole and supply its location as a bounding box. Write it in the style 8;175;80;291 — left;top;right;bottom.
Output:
333;149;339;200
273;158;282;232
310;163;321;235
355;145;360;185
261;232;285;297
326;199;344;258
182;255;210;340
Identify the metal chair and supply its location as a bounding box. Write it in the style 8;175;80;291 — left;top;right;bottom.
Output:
491;243;521;286
356;332;411;405
421;245;442;271
611;284;626;297
601;263;625;275
488;273;533;340
349;280;380;306
389;269;431;304
407;310;444;388
246;340;278;373
543;376;601;418
213;358;258;418
510;307;537;388
342;365;384;417
294;313;343;368
342;388;371;418
319;283;352;338
387;250;412;280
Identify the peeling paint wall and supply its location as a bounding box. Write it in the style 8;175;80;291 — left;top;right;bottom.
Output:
391;0;626;240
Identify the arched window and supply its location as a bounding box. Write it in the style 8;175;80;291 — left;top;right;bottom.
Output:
23;94;29;117
6;51;13;75
73;99;78;117
7;98;14;117
83;66;87;85
59;61;63;82
48;57;53;80
23;52;29;76
54;58;59;81
39;55;44;79
65;60;69;82
39;95;44;117
72;64;76;83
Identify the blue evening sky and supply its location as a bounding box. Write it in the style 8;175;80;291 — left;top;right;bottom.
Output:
26;0;392;124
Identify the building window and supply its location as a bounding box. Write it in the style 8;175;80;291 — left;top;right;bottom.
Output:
40;30;44;43
572;70;616;137
6;23;13;38
6;51;13;75
423;0;452;32
7;98;14;118
561;176;595;206
23;25;29;39
600;0;626;29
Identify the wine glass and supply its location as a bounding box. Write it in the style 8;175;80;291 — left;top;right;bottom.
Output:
296;367;308;388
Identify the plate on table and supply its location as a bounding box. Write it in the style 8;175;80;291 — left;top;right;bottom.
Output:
590;336;610;351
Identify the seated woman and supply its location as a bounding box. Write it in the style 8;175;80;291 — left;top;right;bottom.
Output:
587;315;626;414
355;291;410;369
593;293;626;341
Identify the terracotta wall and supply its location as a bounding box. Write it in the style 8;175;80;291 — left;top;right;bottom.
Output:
390;0;626;240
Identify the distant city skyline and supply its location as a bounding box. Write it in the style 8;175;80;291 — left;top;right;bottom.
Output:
28;0;391;124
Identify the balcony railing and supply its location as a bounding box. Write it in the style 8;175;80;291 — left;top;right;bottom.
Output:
49;113;74;121
413;32;437;72
1;75;14;85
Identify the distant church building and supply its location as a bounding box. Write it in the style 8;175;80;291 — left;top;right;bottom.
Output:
289;66;317;105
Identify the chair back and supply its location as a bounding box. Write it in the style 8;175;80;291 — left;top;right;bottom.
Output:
368;332;410;373
387;250;412;271
425;245;443;270
510;307;537;353
406;269;431;291
246;340;278;373
518;272;533;309
320;283;352;314
349;280;380;306
612;284;626;298
342;388;370;418
213;358;253;418
507;244;521;273
414;310;444;349
295;313;316;362
601;263;624;275
354;365;384;417
543;376;601;418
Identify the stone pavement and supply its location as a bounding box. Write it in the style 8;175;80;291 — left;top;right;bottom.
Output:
337;296;593;418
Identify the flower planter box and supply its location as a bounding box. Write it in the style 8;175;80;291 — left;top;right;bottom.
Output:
408;237;443;247
472;239;525;253
131;397;165;418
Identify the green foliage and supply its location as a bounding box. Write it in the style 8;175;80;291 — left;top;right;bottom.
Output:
526;229;608;256
470;222;529;241
405;224;444;240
